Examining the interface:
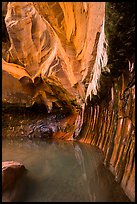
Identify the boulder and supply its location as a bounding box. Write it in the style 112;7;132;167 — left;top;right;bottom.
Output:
2;161;27;202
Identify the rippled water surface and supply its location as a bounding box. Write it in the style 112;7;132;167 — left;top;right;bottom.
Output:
2;138;130;202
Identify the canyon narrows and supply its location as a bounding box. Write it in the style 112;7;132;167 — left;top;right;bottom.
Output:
2;2;135;202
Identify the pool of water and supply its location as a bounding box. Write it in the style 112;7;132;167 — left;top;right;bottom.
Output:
2;138;130;202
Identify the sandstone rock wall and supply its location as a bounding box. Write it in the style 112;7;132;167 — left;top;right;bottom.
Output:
2;2;105;111
2;2;135;201
79;68;135;201
76;3;135;200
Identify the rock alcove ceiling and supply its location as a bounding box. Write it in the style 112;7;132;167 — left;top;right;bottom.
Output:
2;2;135;201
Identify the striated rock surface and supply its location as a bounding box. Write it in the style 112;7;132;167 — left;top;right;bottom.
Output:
2;2;135;201
2;2;105;112
78;3;135;201
79;70;135;201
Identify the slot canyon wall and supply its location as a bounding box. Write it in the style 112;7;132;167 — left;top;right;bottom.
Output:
2;2;135;201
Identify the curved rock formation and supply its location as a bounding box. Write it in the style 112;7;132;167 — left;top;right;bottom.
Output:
2;2;135;201
2;2;105;111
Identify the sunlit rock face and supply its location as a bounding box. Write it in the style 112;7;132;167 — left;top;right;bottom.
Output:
77;2;135;201
2;2;105;112
2;2;135;201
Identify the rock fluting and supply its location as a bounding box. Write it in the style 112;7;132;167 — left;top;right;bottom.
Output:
2;2;135;201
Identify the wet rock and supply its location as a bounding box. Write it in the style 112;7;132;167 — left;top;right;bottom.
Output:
38;125;53;139
2;161;27;202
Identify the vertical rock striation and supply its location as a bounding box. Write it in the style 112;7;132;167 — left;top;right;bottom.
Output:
2;2;135;201
78;2;135;201
79;69;135;201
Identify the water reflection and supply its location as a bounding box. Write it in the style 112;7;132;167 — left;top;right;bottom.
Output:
2;138;130;202
73;143;95;201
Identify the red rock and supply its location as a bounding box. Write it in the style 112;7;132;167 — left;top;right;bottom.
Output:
2;161;27;197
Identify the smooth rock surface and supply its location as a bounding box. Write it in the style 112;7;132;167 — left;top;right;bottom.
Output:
2;161;27;202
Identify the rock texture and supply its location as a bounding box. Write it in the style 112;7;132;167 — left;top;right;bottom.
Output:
2;2;135;201
2;161;27;202
79;71;135;201
77;3;135;201
2;2;105;112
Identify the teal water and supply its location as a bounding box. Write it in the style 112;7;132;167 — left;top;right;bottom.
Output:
2;138;130;202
